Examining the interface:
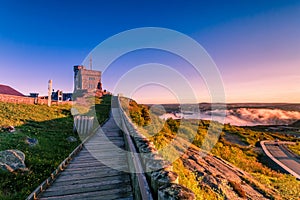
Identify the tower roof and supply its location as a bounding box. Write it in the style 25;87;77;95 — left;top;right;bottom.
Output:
0;84;25;97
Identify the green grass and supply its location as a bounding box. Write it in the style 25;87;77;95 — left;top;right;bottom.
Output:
288;142;300;156
93;95;111;125
172;159;224;200
0;95;111;199
211;141;300;199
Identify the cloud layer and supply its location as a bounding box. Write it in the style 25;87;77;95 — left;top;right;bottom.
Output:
161;108;300;126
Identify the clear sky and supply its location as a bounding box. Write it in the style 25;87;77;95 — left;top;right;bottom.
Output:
0;0;299;103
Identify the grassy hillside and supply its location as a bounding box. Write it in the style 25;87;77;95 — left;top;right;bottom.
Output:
0;95;111;200
123;98;300;199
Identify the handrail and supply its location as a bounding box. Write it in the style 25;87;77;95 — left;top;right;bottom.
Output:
116;96;153;200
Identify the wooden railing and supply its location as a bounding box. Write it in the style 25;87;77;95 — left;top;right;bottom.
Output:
73;115;94;136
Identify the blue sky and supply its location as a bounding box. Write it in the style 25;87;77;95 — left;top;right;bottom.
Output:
0;0;299;103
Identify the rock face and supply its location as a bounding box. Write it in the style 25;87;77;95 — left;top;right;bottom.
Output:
0;150;27;172
180;145;279;200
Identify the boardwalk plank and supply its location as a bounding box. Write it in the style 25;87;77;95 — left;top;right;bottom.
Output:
45;177;131;194
38;114;133;200
53;175;128;185
41;184;132;198
58;170;127;179
40;188;133;200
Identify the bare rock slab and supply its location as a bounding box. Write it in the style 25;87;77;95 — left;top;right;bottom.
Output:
0;149;27;172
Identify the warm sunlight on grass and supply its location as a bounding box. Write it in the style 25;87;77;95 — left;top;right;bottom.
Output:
126;98;300;199
0;96;111;200
288;142;300;156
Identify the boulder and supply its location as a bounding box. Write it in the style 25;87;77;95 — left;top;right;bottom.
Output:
25;137;38;146
1;126;16;133
7;126;16;133
0;150;27;172
66;136;78;142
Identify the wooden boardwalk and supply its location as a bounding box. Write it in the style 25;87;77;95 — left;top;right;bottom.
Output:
39;113;133;200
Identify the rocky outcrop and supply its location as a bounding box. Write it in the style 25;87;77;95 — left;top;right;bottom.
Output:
120;98;281;199
0;150;27;172
124;124;279;199
180;143;279;199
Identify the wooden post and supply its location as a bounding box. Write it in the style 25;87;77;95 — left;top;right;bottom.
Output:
48;80;52;107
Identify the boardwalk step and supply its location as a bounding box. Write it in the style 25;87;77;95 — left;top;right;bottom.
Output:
59;169;129;178
43;183;132;197
38;113;133;200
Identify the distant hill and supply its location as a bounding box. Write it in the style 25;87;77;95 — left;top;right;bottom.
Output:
291;120;300;127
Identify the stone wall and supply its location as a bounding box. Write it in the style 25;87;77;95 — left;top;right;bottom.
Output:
118;102;195;200
0;94;36;104
0;94;72;106
51;101;73;106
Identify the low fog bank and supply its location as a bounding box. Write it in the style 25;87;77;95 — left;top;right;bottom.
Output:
160;108;300;126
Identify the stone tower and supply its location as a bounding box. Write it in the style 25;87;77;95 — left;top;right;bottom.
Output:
73;65;102;93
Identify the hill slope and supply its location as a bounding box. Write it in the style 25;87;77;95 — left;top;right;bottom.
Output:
123;98;300;199
0;95;111;199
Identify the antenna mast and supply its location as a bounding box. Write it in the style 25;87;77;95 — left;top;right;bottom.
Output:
89;55;92;70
